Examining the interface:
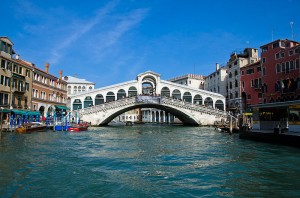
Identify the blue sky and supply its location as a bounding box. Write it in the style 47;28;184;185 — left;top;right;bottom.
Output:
1;0;299;87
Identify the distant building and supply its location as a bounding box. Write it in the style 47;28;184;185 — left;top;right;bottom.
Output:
169;74;205;89
226;48;259;114
63;75;95;96
32;63;68;117
204;63;227;97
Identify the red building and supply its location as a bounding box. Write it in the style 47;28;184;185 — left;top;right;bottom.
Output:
260;39;300;103
240;60;262;111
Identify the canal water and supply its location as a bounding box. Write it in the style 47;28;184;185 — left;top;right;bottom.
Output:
1;125;300;197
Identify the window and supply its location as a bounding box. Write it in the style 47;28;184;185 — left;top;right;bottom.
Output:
13;64;18;73
234;61;238;65
235;80;238;87
289;50;294;56
282;62;286;72
241;70;244;75
280;52;285;58
242;81;245;88
262;46;268;52
251;80;254;87
246;68;254;74
26;69;30;77
262;57;266;63
0;75;4;85
286;62;290;73
263;67;266;76
272;42;279;49
19;66;23;75
257;66;261;72
1;59;5;68
247;94;251;99
275;53;280;59
276;63;281;73
67;86;71;94
235;92;239;98
258;93;262;98
290;61;294;70
296;59;299;69
234;70;238;76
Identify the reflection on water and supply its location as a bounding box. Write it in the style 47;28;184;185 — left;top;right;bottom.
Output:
1;125;300;197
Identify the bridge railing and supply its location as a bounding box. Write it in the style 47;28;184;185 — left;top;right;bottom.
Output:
72;95;227;118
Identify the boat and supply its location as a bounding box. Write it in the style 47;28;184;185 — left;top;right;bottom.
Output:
67;123;89;132
15;122;47;133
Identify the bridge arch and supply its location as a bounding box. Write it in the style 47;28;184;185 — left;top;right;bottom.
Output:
215;99;224;111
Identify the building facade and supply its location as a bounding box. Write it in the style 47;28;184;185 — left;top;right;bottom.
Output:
169;74;205;89
240;60;262;111
226;48;259;115
32;63;68;117
63;76;95;96
205;63;227;97
0;36;33;111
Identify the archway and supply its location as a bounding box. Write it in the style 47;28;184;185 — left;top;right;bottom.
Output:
142;75;157;95
117;89;126;100
106;92;115;102
39;106;45;117
193;94;203;105
73;99;82;110
128;86;137;97
172;89;181;99
204;97;213;107
95;94;104;105
215;100;224;111
183;92;192;102
84;96;93;108
161;87;170;97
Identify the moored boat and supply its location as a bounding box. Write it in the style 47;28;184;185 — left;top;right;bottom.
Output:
67;123;89;132
15;122;47;133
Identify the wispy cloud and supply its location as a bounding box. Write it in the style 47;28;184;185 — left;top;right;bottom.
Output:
48;1;119;64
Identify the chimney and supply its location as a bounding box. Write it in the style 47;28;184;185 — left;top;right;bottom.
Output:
216;63;219;71
45;63;49;73
59;70;63;79
16;54;20;60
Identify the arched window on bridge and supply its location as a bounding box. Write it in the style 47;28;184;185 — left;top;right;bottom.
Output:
193;94;203;105
106;92;115;102
95;94;104;105
161;87;170;97
117;89;126;100
84;96;93;108
172;89;181;99
128;86;137;97
183;92;192;102
204;97;213;108
215;100;224;111
73;99;82;110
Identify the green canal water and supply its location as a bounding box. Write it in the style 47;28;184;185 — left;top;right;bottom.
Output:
1;125;300;197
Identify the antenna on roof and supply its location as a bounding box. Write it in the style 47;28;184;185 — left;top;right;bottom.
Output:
290;21;294;40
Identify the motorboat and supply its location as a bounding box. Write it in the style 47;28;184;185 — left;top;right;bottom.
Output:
67;123;89;132
15;122;47;133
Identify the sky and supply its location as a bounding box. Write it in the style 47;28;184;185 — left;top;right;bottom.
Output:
1;0;300;88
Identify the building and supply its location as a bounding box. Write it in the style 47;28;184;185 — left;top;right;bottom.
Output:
168;74;205;89
249;39;300;132
226;48;259;115
63;75;95;96
0;36;33;111
240;60;262;111
205;63;227;97
32;63;68;117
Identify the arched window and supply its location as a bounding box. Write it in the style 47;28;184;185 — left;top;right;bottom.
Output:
73;99;82;110
204;97;213;107
67;86;71;94
84;96;93;108
82;86;86;92
215;100;224;110
89;86;93;91
78;86;82;93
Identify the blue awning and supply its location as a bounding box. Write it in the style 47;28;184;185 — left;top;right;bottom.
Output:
11;110;40;116
56;105;70;110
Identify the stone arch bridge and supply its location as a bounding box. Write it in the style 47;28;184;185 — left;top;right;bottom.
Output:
69;71;227;126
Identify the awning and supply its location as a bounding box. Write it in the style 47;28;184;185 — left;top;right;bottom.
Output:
56;105;70;110
0;108;11;113
11;110;40;116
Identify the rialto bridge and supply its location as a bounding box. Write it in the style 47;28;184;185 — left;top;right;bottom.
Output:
69;71;227;126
